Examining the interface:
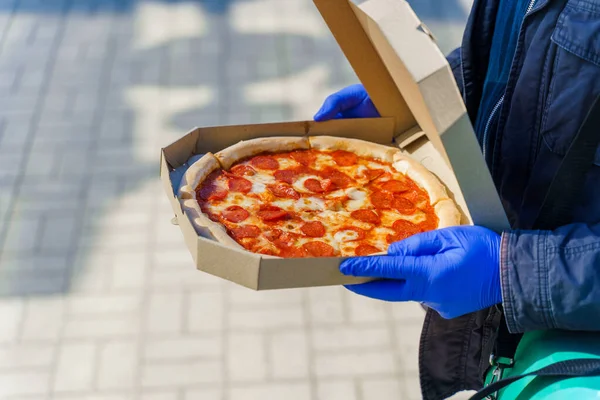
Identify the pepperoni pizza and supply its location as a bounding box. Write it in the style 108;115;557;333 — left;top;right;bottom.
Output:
178;136;461;258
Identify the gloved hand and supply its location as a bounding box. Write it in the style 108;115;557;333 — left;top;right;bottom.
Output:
340;226;502;319
314;84;380;121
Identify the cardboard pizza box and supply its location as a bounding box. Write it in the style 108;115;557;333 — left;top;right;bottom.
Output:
159;0;510;290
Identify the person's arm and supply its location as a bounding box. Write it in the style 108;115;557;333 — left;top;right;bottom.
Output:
502;223;600;333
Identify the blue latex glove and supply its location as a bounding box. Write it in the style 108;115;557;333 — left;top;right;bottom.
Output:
314;84;380;121
340;226;502;319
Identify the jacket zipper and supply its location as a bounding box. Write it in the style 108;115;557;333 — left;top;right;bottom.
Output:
482;95;504;161
481;0;538;165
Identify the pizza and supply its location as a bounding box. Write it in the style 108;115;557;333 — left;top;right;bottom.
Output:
178;136;461;258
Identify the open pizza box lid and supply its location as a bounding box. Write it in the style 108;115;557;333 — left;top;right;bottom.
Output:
159;0;510;290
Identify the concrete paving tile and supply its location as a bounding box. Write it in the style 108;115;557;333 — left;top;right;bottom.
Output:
227;332;267;382
97;340;138;390
53;343;96;392
141;360;222;388
0;371;50;397
269;330;309;379
229;383;311;400
360;378;403;400
317;379;358;400
0;299;24;343
315;351;396;377
21;296;65;341
0;343;55;369
144;335;222;361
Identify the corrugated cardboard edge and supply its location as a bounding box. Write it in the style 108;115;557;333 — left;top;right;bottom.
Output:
258;257;373;290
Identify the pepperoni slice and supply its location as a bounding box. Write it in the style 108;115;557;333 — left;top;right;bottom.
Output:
222;205;250;223
387;219;420;243
320;179;334;192
268;183;300;199
230;164;256;176
370;190;393;209
392;219;420;234
392;196;416;214
250;155;279;170
230;225;261;239
386;231;415;244
418;216;439;232
274;169;299;184
303;178;334;193
264;229;283;242
300;221;326;238
304;178;334;193
365;169;385;181
319;167;353;188
355;244;381;256
331;150;358;166
290;150;316;166
403;190;429;206
304;178;324;193
381;180;410;193
198;184;227;201
302;241;335;257
227;176;253;193
350;210;381;225
277;244;307;258
257;205;289;221
273;233;297;249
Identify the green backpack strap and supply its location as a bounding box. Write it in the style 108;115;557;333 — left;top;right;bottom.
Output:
469;359;600;400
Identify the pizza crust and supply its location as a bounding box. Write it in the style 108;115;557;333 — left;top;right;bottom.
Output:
308;136;399;163
180;199;219;239
178;153;240;246
391;152;449;205
434;199;462;229
203;219;247;251
215;136;310;170
179;153;221;200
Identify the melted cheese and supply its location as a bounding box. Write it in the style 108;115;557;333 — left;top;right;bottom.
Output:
295;197;325;211
251;182;266;194
271;199;295;209
277;157;299;169
252;171;275;185
292;175;322;194
345;188;368;211
367;160;394;173
334;229;360;243
314;153;333;167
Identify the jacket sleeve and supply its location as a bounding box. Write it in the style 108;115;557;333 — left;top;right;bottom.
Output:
500;223;600;333
446;47;463;95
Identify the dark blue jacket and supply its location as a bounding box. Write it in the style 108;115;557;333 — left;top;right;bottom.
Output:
451;0;600;333
420;0;600;398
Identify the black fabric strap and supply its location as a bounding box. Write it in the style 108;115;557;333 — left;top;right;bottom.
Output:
475;94;600;399
493;305;522;361
469;358;600;400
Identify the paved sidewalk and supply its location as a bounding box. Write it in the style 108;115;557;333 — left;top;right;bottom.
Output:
0;0;471;399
